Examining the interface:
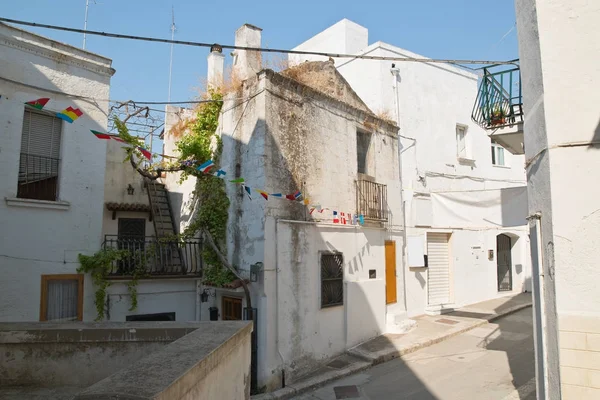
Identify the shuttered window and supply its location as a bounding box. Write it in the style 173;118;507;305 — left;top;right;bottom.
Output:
18;109;62;200
427;233;451;306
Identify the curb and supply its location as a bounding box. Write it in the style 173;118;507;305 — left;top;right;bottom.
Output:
252;302;532;400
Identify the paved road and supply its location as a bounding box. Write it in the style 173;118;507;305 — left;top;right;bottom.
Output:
292;308;536;400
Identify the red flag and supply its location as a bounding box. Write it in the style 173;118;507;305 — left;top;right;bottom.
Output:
138;147;152;160
25;98;50;110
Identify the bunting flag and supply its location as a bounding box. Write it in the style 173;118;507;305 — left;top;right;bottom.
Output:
255;189;269;200
56;106;83;123
303;198;310;205
359;215;365;225
138;147;152;160
294;191;302;200
196;160;214;173
309;207;316;215
25;98;50;110
333;211;340;224
91;130;111;140
243;185;252;199
271;193;283;198
230;177;245;184
352;214;358;225
285;193;295;200
213;169;227;177
341;212;347;225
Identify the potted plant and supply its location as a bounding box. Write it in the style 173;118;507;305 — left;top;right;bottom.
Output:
490;105;506;126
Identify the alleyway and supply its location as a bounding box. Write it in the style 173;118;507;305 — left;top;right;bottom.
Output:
292;308;536;400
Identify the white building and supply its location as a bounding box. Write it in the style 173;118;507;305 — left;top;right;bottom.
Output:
515;0;600;399
163;24;407;391
290;19;531;317
0;22;114;322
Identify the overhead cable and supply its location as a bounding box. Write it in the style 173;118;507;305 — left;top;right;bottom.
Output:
0;17;519;66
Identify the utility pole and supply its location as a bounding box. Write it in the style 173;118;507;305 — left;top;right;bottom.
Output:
167;7;176;102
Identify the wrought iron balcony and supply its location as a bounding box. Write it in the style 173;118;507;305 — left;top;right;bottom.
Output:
356;178;388;221
18;153;60;201
472;64;525;154
102;235;203;278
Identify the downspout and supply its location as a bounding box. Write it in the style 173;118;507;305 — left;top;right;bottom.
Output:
275;219;286;388
391;65;409;312
195;280;202;321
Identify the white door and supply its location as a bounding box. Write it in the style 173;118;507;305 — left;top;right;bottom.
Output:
427;233;451;305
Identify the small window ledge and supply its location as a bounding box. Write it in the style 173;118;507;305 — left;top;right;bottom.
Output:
492;164;511;169
5;197;70;210
457;157;476;165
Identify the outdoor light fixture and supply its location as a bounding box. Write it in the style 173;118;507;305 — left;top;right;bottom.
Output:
250;262;263;282
127;184;135;195
200;288;215;303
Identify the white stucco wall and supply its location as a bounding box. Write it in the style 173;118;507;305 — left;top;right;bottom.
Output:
291;20;530;317
0;23;114;321
516;0;600;398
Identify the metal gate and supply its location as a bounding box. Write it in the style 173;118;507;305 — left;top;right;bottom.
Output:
497;234;513;291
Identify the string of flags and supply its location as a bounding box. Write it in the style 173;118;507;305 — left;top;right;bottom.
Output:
25;98;83;123
20;94;365;227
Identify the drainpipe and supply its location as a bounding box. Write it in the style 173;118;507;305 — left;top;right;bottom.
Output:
391;65;409;313
275;219;285;388
195;280;202;321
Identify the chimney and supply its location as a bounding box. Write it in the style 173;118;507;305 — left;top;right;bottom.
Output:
207;44;225;89
232;24;262;81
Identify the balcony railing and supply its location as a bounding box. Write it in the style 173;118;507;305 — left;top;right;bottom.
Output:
102;235;203;277
356;178;388;221
18;153;60;201
472;64;523;130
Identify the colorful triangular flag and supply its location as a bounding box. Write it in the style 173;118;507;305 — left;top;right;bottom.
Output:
271;193;283;198
243;185;252;199
138;147;152;160
90;130;111;140
230;177;245;184
56;106;83;123
25;98;50;110
255;189;269;200
359;215;365;225
213;169;227;177
333;211;340;224
196;160;214;173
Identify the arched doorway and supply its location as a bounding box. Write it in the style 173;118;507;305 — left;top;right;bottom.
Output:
497;234;513;291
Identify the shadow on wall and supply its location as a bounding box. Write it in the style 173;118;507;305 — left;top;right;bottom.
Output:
214;84;419;392
591;117;600;150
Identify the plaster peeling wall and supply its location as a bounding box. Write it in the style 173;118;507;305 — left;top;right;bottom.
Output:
0;23;113;322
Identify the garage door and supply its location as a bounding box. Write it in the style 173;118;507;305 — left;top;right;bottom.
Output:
427;233;451;305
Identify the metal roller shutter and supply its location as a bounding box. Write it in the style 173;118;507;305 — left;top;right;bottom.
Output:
21;109;62;158
427;233;450;305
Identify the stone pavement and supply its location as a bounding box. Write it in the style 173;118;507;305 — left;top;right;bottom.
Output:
253;292;532;400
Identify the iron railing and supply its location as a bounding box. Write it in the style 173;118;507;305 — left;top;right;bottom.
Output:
18;153;60;201
472;65;523;130
103;235;203;277
356;179;388;221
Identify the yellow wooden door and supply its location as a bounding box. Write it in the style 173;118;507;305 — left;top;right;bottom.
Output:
385;241;397;304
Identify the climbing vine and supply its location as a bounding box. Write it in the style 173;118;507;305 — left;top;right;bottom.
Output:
176;90;235;285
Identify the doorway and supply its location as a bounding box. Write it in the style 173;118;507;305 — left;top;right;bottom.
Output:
497;234;513;291
385;241;397;304
222;296;242;320
427;233;451;305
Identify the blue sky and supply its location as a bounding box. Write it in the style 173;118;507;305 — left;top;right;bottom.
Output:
2;0;518;106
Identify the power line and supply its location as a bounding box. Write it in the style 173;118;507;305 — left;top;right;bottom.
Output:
0;17;519;66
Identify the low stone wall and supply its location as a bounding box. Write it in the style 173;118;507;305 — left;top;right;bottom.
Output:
0;321;252;400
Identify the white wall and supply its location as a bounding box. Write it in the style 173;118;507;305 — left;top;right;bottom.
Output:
291;20;530;317
0;23;114;321
516;0;600;398
274;221;403;383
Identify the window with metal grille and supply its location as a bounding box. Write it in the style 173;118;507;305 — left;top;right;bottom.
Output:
357;130;371;175
320;252;344;308
39;274;83;322
18;109;62;201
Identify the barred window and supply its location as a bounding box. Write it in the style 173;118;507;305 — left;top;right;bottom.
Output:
320;252;344;308
18;109;62;201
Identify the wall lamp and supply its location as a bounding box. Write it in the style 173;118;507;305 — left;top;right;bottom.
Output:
127;184;135;195
200;288;216;303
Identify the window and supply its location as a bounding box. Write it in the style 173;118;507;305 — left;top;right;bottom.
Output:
357;130;371;175
18;109;62;201
320;252;344;308
491;140;506;166
222;296;243;320
456;125;467;158
40;274;84;322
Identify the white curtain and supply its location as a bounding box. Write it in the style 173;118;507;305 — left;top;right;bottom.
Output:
46;280;78;322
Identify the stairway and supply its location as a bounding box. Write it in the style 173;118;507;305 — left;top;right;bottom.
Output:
146;180;184;273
